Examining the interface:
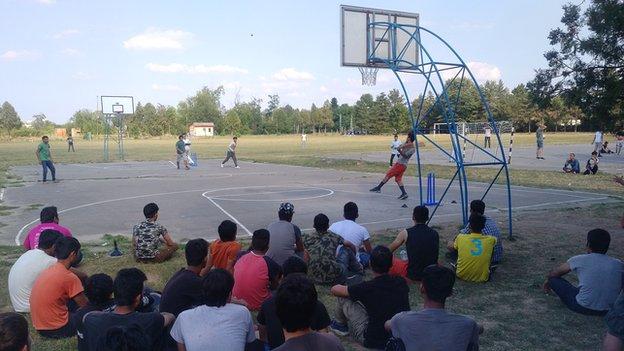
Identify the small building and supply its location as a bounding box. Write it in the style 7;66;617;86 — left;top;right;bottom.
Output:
54;128;67;138
189;122;215;137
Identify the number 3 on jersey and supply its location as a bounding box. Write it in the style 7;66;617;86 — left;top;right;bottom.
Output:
470;238;483;256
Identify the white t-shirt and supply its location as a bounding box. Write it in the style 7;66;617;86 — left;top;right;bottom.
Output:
328;220;370;248
391;140;402;155
8;249;57;312
595;131;603;143
170;303;255;351
484;127;492;137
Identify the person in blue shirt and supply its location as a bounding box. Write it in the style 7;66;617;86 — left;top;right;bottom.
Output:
563;153;580;174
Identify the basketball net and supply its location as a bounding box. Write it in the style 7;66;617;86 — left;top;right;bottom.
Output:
358;67;379;86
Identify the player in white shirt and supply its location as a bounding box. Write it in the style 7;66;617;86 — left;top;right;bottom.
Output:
592;130;603;156
390;134;401;166
221;136;239;168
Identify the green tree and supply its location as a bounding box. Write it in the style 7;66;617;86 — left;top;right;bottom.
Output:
69;109;102;135
221;109;244;135
388;89;410;132
0;101;22;137
353;94;376;132
178;86;224;127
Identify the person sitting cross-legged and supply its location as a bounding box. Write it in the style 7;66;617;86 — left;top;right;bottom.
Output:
266;202;306;266
447;214;496;283
304;213;362;285
563;152;581;174
544;229;622;316
23;206;72;250
74;273;115;351
233;229;282;311
388;205;439;281
205;220;242;273
448;200;503;265
257;257;332;350
170;269;259;351
329;202;372;273
82;268;175;351
274;274;345;351
9;229;62;313
330;246;410;349
0;312;31;351
385;265;482;351
30;237;88;339
133;202;179;263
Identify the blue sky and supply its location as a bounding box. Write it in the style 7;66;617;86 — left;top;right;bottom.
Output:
0;0;569;123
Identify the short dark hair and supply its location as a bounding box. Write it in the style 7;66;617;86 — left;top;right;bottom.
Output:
143;203;159;219
370;245;393;274
407;130;415;142
344;202;359;221
592;151;598;156
179;134;184;139
38;229;62;250
422;265;455;303
282;256;307;277
469;200;486;215
313;213;329;232
276;274;317;333
202;269;234;307
251;229;270;252
233;136;238;140
468;214;486;233
413;206;429;223
114;268;147;307
218;220;237;241
42;135;49;140
0;312;29;351
40;206;58;223
587;229;610;254
101;325;151;351
185;239;208;267
85;274;114;306
54;236;81;260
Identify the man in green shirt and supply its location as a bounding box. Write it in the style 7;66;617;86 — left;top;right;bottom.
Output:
536;124;546;160
175;134;189;170
35;136;56;182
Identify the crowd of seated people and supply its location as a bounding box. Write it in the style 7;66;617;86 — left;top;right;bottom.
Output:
5;199;622;351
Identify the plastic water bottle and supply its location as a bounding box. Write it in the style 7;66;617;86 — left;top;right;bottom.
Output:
399;250;408;261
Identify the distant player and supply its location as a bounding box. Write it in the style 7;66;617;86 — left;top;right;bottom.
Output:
66;136;75;152
301;133;307;148
390;134;401;166
221;136;239;168
36;136;56;183
370;131;415;200
483;126;492;149
176;134;189;170
536;124;546;160
592;129;604;156
183;133;194;166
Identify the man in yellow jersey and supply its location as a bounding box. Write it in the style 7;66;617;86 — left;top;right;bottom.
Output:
450;214;496;282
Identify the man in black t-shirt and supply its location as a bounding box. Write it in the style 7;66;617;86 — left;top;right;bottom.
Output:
74;274;114;351
83;268;175;351
388;206;439;281
257;257;331;349
330;246;410;349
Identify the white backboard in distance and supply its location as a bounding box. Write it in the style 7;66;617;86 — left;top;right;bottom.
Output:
101;96;134;115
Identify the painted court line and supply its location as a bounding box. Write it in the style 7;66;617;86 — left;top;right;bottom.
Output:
0;187;4;201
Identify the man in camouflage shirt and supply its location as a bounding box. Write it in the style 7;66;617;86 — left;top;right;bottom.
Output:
133;203;179;263
303;213;362;285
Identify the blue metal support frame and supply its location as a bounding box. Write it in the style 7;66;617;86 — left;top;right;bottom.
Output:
366;21;514;239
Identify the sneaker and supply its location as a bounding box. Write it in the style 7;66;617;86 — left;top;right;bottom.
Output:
220;163;224;168
329;320;349;336
369;187;380;193
235;166;240;169
398;194;408;200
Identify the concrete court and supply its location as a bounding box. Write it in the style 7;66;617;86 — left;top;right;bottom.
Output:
1;159;617;246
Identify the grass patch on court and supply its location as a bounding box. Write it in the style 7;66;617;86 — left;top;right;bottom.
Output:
1;202;621;351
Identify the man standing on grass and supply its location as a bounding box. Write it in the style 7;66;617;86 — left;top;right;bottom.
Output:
221;136;239;168
370;131;416;200
36;135;57;182
484;125;492;149
536;124;546;159
593;129;604;156
67;136;75;152
175;134;189;170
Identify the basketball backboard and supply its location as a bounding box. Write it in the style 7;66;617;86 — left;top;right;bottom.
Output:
341;5;420;69
101;96;134;115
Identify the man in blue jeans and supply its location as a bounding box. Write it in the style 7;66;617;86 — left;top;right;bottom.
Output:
36;136;56;182
543;229;622;316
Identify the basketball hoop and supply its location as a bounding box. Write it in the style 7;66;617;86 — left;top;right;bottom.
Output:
358;67;379;86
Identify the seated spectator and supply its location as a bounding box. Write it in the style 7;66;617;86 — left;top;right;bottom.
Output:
0;312;31;351
604;293;624;351
450;200;503;264
206;220;241;273
160;239;208;316
30;237;87;339
9;229;61;312
133;202;179;263
274;274;344;351
257;257;331;349
23;206;72;250
266;203;305;266
584;151;599;175
448;214;496;283
544;229;622;316
170;269;257;351
388;206;439;281
74;274;114;351
329;202;372;269
563;153;580;174
602;141;614;154
99;325;151;351
83;268;175;351
386;265;481;351
303;213;362;285
233;229;282;310
330;246;410;349
617;132;624;155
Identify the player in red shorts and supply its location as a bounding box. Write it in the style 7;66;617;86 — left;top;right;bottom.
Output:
370;131;416;200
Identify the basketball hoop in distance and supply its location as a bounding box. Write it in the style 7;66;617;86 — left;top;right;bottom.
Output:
358;67;379;86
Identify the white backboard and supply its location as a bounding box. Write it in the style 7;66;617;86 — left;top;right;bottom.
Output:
101;96;134;115
341;5;419;69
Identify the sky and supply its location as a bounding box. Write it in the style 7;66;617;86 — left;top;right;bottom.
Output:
0;0;571;124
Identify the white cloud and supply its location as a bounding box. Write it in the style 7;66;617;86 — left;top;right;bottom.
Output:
145;63;248;74
272;68;315;81
53;29;79;39
123;28;193;50
152;84;182;92
72;72;94;80
319;85;328;92
1;50;39;61
37;0;56;4
467;61;502;81
60;48;83;57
